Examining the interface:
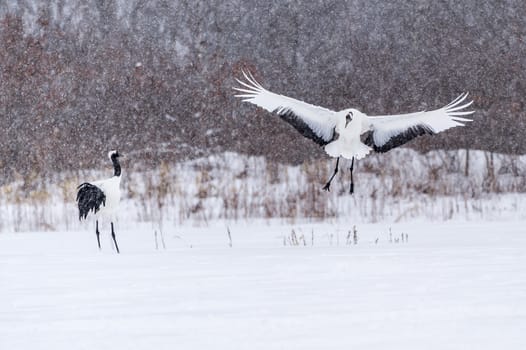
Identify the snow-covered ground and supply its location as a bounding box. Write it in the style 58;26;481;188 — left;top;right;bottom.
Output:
2;219;526;349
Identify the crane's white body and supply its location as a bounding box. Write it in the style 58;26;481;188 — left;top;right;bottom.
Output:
91;175;121;218
324;110;372;159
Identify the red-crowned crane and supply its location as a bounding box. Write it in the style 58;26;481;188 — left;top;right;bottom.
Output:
234;71;474;193
76;150;122;253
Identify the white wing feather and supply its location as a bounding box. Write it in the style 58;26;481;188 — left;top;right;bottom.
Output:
367;93;474;148
234;71;338;144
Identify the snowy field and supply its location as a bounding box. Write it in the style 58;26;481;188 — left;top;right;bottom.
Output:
2;219;526;349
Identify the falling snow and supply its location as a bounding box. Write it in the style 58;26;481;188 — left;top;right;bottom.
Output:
0;1;525;349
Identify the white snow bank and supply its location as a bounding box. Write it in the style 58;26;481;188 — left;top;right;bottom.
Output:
0;149;525;232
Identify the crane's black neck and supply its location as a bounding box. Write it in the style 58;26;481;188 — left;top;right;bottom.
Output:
111;154;121;177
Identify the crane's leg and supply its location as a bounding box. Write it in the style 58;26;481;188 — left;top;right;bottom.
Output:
111;222;120;254
323;157;340;192
95;220;101;250
349;157;355;195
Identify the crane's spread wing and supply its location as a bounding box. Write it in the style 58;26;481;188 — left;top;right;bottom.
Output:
364;93;474;152
76;182;106;220
234;71;338;146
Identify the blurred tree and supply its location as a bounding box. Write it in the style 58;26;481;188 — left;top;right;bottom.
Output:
0;0;524;179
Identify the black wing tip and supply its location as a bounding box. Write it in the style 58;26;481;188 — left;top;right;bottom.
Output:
76;183;106;220
76;182;90;190
365;125;435;153
279;110;332;147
